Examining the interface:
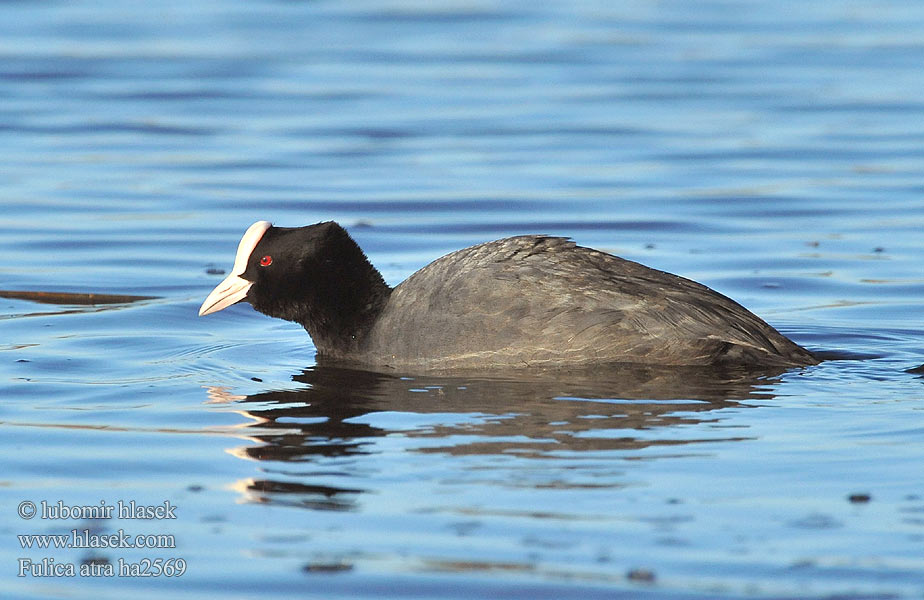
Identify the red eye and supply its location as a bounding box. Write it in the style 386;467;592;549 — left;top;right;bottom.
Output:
259;255;273;267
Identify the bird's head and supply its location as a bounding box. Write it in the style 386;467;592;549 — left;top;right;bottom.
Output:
199;220;389;354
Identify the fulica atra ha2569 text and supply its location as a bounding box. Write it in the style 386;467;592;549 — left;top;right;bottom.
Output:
200;221;818;370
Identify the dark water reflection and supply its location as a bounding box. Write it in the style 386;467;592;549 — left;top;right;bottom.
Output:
212;364;783;510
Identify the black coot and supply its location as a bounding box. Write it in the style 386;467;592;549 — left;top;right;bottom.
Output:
200;221;817;370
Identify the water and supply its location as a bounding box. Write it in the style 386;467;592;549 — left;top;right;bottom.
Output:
1;1;923;598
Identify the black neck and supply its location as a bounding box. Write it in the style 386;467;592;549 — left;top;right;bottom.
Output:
293;235;391;358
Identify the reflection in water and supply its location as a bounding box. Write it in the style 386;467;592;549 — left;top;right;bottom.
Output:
210;363;787;510
229;478;364;512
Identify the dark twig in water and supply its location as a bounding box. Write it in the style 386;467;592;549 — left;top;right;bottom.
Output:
0;290;158;306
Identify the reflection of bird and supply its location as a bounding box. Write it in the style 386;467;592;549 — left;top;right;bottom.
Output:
220;363;777;464
214;363;774;507
200;221;817;370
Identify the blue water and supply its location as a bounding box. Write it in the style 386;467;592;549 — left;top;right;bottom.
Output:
1;1;923;598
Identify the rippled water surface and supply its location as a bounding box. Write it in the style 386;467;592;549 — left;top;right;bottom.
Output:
1;1;923;598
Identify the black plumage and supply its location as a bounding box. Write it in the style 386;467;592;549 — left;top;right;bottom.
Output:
200;221;817;370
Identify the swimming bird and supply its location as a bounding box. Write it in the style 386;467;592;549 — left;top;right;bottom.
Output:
199;221;817;370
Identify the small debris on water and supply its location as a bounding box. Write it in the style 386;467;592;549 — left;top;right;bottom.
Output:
626;567;656;583
302;562;353;574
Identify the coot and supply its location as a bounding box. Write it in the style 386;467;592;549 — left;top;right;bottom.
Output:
200;221;817;370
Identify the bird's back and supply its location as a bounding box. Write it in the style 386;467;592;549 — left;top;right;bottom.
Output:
360;236;816;370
